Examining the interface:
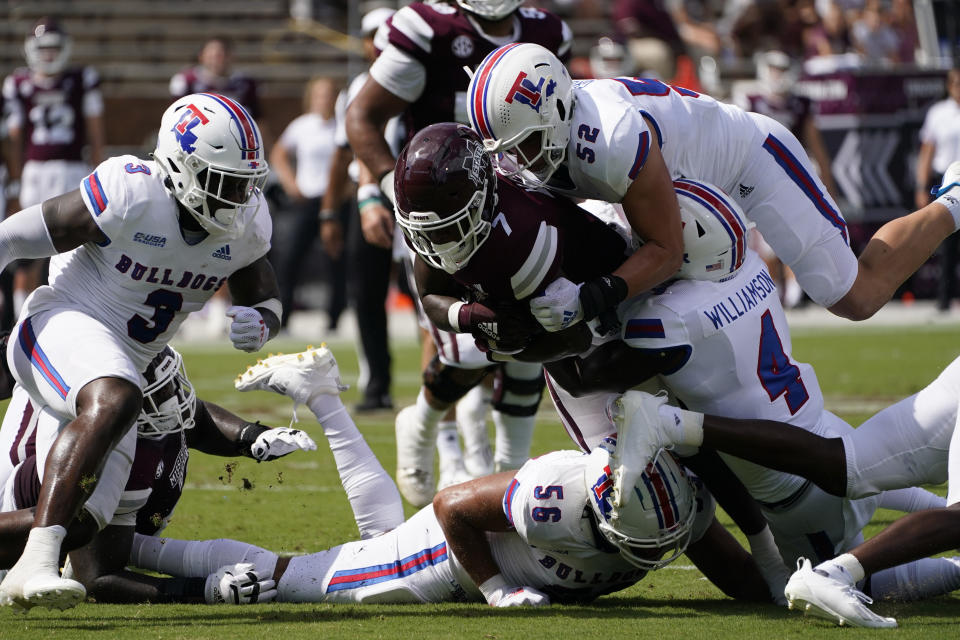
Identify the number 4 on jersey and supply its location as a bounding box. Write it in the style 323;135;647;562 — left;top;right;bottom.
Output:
756;310;808;414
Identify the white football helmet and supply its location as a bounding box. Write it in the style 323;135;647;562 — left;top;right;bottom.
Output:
137;347;197;439
456;0;524;20
153;93;269;235
674;179;753;282
756;50;797;96
24;17;72;75
585;447;697;570
467;43;574;187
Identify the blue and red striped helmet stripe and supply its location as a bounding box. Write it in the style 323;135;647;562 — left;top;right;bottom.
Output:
469;43;523;139
675;179;748;275
200;92;261;160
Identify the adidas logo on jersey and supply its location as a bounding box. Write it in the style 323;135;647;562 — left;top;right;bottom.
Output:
212;245;232;261
738;183;755;198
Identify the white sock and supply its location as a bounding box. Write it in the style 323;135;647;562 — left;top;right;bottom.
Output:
128;534;279;578
870;557;960;601
879;487;947;513
436;421;463;467
414;388;445;427
14;525;67;576
492;410;534;471
457;386;492;476
657;403;705;447
308;394;404;538
935;187;960;231
818;552;865;584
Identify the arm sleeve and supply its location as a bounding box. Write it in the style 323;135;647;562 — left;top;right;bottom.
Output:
78;156;134;242
620;298;691;355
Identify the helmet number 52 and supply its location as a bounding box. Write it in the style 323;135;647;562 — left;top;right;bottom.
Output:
128;289;184;344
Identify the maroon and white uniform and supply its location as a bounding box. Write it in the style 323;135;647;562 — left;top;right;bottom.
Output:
169;67;260;119
453;180;627;304
2;66;103;206
372;2;572;134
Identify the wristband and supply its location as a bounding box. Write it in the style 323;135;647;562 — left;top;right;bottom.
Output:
357;183;382;202
319;209;338;222
447;301;465;331
237;421;271;458
578;275;628;322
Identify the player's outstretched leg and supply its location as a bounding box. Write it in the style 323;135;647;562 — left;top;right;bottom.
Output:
784;558;897;628
236;345;403;538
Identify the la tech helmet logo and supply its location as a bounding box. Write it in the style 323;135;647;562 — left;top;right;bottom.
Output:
173;103;209;154
504;71;555;114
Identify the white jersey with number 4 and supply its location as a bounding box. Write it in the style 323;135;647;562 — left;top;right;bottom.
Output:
558;78;855;308
620;251;825;502
22;154;272;372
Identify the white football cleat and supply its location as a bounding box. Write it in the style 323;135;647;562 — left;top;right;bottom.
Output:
395;405;437;507
0;574;86;612
785;558;897;629
235;344;347;405
608;390;669;508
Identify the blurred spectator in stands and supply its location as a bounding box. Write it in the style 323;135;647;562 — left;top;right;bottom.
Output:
169;37;261;119
889;0;919;64
915;68;960;311
738;49;840;308
730;0;789;59
612;0;684;79
849;0;900;65
821;0;852;55
672;0;723;62
587;37;636;78
2;17;104;324
169;36;264;337
0;89;12;331
270;77;346;332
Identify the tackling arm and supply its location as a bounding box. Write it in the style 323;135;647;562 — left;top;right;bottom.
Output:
544;340;687;396
684;519;772;602
435;471;548;606
185;400;315;462
226;255;282;349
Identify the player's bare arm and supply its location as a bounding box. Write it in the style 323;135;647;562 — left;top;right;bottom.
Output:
433;471;517;589
345;77;409;185
544;340;688;396
43;188;109;249
614;137;684;299
684;519;772;603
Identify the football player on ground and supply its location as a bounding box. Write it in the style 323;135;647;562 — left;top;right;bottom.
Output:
129;439;776;607
536;180;959;619
345;0;573;506
2;17;106;318
0;92;281;611
0;345;402;605
466;43;960;330
610;352;960;628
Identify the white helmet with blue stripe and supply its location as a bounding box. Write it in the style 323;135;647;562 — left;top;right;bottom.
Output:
674;179;753;282
585;446;697;570
467;43;573;187
153;93;269;235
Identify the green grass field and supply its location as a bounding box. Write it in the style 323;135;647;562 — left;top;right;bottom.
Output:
3;323;960;639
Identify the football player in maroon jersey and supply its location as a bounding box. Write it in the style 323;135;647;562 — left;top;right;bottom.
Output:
2;17;106;318
345;0;573;505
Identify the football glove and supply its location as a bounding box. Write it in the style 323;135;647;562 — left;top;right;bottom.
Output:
529;277;583;332
250;427;317;462
204;563;277;605
226;306;268;352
